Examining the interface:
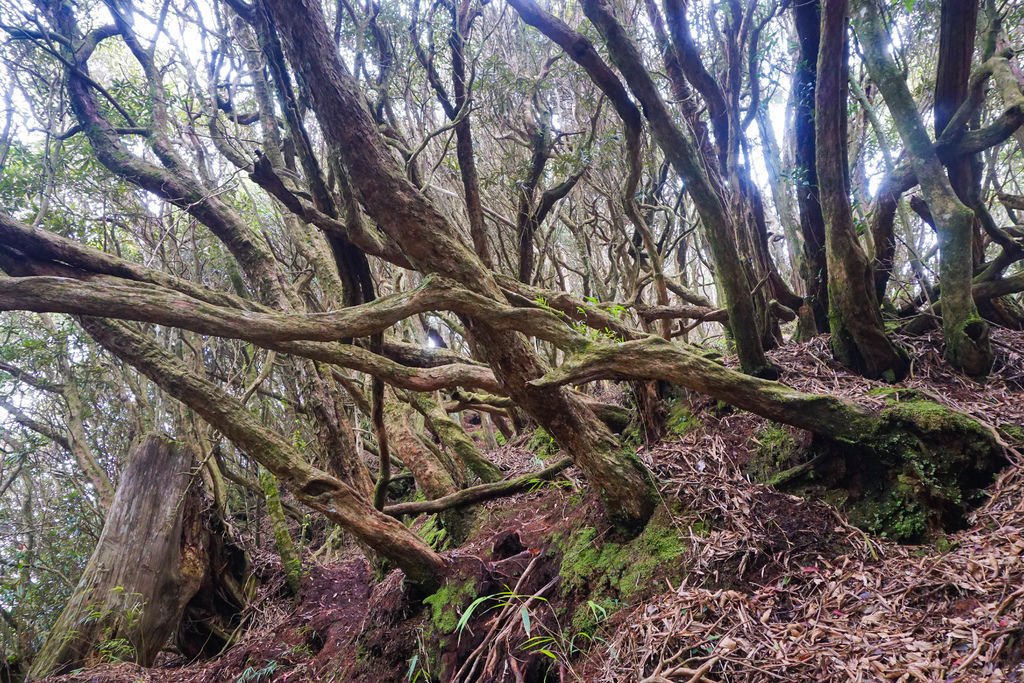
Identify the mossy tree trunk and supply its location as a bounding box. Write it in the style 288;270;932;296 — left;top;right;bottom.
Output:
386;400;473;543
855;0;993;377
260;467;302;595
816;0;908;380
407;392;502;484
28;436;239;679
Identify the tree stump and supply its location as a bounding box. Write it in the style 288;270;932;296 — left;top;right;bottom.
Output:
28;435;245;679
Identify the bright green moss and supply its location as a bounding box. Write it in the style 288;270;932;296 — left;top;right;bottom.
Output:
557;510;687;604
847;476;928;542
422;580;477;635
746;424;799;484
665;400;701;437
789;397;1000;543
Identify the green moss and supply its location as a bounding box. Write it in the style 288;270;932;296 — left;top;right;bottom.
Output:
848;476;928;541
1001;424;1024;446
690;520;711;537
665;400;701;437
556;509;687;607
422;579;477;635
884;400;978;434
416;516;450;551
260;467;302;595
746;424;800;483
526;428;560;459
783;397;1002;543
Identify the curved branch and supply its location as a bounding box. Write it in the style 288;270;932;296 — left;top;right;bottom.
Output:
79;317;446;587
530;336;878;440
0;273;590;353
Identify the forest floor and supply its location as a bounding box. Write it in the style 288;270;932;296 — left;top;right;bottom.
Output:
46;331;1024;682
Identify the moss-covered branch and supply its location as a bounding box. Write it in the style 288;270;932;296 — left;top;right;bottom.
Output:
531;336;879;440
385;458;573;517
80;318;447;588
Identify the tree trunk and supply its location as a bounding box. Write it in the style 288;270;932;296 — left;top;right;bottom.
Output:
855;0;993;376
81;318;448;589
260;467;302;595
793;0;829;332
262;0;659;531
408;393;503;484
387;400;472;543
934;0;988;277
816;0;909;380
28;436;235;679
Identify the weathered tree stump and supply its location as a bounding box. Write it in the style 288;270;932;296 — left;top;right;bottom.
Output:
28;435;246;679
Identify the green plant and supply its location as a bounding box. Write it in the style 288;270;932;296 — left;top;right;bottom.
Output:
96;637;134;663
406;629;434;682
520;598;610;677
455;588;543;643
527;428;560;458
235;660;280;683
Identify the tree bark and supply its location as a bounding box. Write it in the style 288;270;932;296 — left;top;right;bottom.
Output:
80;318;448;589
28;436;227;678
816;0;908;379
511;0;774;378
386;399;470;542
793;0;829;331
261;0;659;531
407;393;502;484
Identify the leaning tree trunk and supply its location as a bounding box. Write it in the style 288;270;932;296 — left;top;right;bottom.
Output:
263;0;659;531
816;0;908;380
28;436;241;679
386;399;473;543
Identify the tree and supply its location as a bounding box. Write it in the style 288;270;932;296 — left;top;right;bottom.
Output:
816;0;908;379
0;0;1020;603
